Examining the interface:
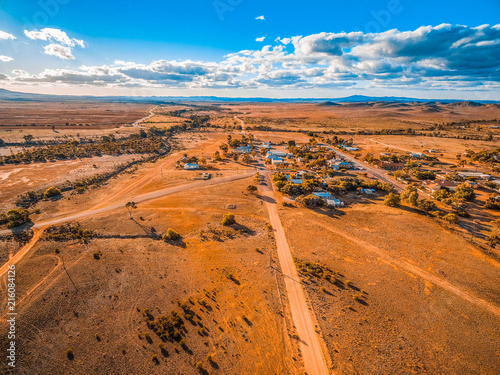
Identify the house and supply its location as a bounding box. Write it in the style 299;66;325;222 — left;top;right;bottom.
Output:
326;198;344;207
194;173;211;180
235;145;252;154
361;188;375;194
380;152;391;157
261;142;272;150
271;157;284;165
337;161;352;169
344;146;359;151
184;163;200;170
410;152;425;158
313;191;332;199
457;172;491;180
266;151;287;159
377;161;405;170
424;180;459;193
290;179;303;184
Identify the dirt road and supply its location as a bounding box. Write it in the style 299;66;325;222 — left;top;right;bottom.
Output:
320;143;406;192
0;173;253;237
132;106;157;129
261;172;330;375
0;227;46;277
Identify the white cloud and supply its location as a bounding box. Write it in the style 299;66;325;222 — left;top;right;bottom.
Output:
255;15;265;21
24;28;84;47
3;24;500;93
256;36;266;42
0;55;13;62
43;44;75;60
24;28;85;59
0;31;16;40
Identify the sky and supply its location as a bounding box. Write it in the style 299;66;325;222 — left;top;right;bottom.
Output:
0;0;499;99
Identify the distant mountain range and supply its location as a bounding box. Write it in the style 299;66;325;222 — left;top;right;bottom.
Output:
0;88;498;104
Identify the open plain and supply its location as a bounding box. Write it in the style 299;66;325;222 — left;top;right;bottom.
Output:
1;101;499;374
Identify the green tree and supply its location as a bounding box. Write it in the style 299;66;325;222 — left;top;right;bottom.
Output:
246;185;257;194
163;228;181;241
433;189;451;201
384;192;401;207
401;184;419;207
454;183;475;201
221;213;236;226
418;199;437;214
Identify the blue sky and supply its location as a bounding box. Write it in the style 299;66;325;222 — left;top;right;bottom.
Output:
0;0;499;99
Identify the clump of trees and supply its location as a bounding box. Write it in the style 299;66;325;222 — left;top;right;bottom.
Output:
43;223;96;242
0;131;169;165
4;209;31;229
296;194;324;208
484;195;500;210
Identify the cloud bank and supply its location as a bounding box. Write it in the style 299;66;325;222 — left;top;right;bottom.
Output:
5;24;500;93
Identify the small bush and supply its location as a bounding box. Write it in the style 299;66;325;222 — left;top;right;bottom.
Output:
44;186;62;199
66;349;74;360
221;213;236;226
163;228;181;241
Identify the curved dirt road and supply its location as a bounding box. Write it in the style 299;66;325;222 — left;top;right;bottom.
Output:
261;172;330;375
0;227;46;277
0;173;252;237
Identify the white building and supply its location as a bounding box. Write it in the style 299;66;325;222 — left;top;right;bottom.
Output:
326;198;344;207
184;163;200;170
266;150;287;159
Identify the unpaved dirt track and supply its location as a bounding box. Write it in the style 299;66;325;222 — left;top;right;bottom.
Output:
0;227;46;277
0;174;252;237
261;172;330;375
319;143;406;192
311;219;500;317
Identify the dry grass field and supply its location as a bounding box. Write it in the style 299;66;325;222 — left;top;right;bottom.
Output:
0;102;151;127
1;101;499;375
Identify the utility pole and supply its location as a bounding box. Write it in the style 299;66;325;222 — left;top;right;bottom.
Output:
61;254;78;292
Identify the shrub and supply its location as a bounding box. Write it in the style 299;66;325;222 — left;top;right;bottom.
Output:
196;361;203;369
221;213;236;226
246;184;257;194
66;349;74;360
43;186;62;199
486;234;499;248
442;213;459;224
163;228;181;241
